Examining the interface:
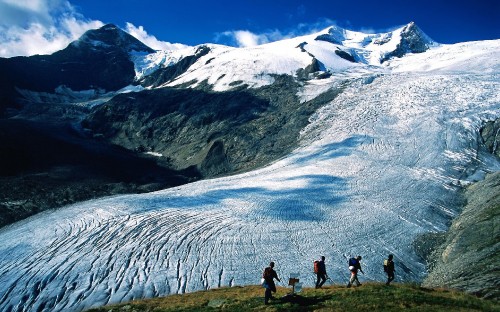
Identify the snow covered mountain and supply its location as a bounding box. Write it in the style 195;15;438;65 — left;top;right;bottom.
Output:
133;22;436;91
0;22;498;312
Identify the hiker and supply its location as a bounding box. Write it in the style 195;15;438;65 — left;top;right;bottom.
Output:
383;254;395;285
262;261;281;305
347;256;364;288
314;256;328;288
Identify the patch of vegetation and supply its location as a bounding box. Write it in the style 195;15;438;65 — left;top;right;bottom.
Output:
85;283;499;312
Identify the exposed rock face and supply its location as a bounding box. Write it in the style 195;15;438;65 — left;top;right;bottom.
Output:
200;140;231;176
422;171;500;300
481;119;500;158
82;76;345;178
381;22;433;62
314;26;345;45
335;49;356;63
296;58;322;80
139;46;211;88
315;33;342;45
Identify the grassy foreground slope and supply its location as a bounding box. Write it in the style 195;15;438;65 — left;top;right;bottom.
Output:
85;284;499;312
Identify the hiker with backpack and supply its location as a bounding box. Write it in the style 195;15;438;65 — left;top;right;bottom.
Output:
314;256;328;288
383;254;395;285
347;256;364;287
262;261;281;305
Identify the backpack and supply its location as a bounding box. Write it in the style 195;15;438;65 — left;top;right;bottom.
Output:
263;267;272;279
348;258;357;267
313;260;320;274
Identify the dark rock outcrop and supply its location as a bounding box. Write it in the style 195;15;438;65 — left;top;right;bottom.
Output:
139;46;210;88
296;58;323;80
200;140;231;176
314;26;345;45
335;49;356;63
381;22;433;62
422;171;500;300
480;119;500;158
315;33;342;45
419;119;500;300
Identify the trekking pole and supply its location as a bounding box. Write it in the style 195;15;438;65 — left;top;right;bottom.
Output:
330;243;352;282
327;276;335;286
275;267;287;287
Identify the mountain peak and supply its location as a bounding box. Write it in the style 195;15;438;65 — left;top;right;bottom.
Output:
0;23;156;95
314;25;347;45
400;21;432;42
379;21;435;62
101;23;120;30
70;24;155;54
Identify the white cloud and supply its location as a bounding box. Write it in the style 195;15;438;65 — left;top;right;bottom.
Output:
0;0;53;25
232;30;266;47
0;0;189;57
0;0;103;57
125;23;189;51
217;29;287;48
215;19;340;48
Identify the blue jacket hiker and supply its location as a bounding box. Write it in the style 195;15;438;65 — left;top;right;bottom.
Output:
347;256;364;287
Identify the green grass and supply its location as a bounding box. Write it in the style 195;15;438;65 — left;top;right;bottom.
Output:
85;283;500;312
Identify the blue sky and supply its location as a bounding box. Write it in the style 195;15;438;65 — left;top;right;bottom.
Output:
0;0;498;57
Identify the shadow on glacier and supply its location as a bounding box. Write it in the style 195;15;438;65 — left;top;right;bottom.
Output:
130;174;348;222
121;135;370;221
291;134;372;165
254;175;348;221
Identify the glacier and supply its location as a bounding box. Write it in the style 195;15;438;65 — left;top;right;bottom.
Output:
0;29;499;312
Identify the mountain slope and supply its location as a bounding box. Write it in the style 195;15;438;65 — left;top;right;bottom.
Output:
0;24;153;115
423;171;500;299
78;22;440;177
0;23;498;312
81;76;345;177
0;118;200;228
0;24;167;227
